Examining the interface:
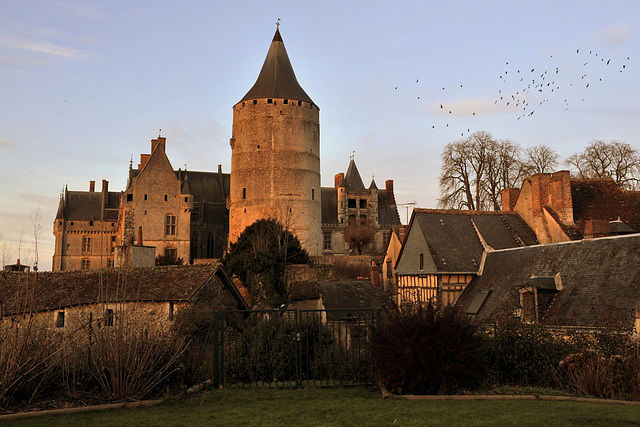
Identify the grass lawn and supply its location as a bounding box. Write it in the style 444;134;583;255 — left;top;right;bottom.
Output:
4;387;640;426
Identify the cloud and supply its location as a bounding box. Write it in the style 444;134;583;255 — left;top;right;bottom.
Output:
597;25;630;47
0;140;12;147
0;37;92;59
53;1;105;19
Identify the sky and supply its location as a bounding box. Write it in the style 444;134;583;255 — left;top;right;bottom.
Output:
1;1;639;271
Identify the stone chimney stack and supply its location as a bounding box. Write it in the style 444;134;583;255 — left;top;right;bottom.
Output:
89;181;95;192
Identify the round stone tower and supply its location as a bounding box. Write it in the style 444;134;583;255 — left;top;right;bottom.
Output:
229;28;322;256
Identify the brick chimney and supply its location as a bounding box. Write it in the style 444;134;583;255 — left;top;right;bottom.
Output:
385;180;396;203
89;181;95;192
334;173;345;188
137;226;143;245
501;188;520;211
151;136;166;153
138;154;151;170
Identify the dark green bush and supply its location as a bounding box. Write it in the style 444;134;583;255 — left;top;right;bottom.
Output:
371;304;488;395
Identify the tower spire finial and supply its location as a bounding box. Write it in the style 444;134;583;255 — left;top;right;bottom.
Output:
276;18;281;29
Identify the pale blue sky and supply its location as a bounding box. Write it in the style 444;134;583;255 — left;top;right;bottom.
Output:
1;1;638;270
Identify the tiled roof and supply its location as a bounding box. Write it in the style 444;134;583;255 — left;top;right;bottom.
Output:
456;234;640;329
0;265;247;315
409;209;538;273
318;280;383;310
377;190;401;226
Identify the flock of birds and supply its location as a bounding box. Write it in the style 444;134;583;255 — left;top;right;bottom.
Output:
395;48;631;137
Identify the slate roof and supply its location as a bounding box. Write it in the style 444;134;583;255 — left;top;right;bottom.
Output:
239;28;314;104
0;265;247;315
318;280;383;318
344;159;366;192
55;190;120;222
571;179;640;234
377;190;401;226
321;188;338;224
400;209;538;273
456;234;640;329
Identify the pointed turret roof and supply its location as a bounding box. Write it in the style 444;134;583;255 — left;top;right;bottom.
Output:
369;177;378;190
239;28;314;104
344;159;366;192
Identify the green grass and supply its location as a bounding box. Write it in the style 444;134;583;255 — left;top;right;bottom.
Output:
4;387;640;426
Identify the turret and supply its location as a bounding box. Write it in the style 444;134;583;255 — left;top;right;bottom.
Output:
229;27;321;255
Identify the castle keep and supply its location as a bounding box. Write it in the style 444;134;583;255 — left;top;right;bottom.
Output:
229;28;322;255
52;28;401;270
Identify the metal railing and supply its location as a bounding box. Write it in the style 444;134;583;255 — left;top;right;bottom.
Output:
212;309;379;387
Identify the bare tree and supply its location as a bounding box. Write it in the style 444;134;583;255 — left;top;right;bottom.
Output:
523;145;559;174
439;131;524;211
566;140;640;189
31;207;42;272
343;223;376;255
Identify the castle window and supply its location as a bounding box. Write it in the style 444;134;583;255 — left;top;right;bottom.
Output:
360;199;367;209
81;258;90;270
267;98;273;104
382;231;390;248
110;236;116;253
323;231;332;251
164;247;177;262
168;302;175;321
312;189;315;200
207;233;215;258
56;311;65;328
89;220;94;226
82;236;92;254
242;188;246;199
191;206;200;222
105;309;114;327
298;101;302;106
127;194;133;201
348;199;356;209
164;195;168;201
70;221;74;226
144;194;147;200
107;258;114;268
184;196;188;203
257;144;261;149
253;100;257;105
242;101;245;106
419;254;424;270
360;215;367;226
165;215;176;236
284;99;288;104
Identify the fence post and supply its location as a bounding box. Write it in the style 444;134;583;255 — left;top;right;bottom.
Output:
296;310;302;387
212;310;220;388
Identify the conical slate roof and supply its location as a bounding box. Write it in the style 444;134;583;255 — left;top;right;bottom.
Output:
344;159;365;192
239;28;314;104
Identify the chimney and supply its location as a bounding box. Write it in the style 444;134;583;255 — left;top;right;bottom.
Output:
89;181;95;192
218;164;222;174
137;227;143;245
370;261;381;288
501;188;520;211
138;153;151;170
16;258;20;266
334;173;345;188
151;136;166;153
101;179;108;194
385;180;395;203
101;180;109;220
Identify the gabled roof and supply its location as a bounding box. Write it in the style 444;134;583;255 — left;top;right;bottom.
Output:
377;189;401;226
0;265;248;315
182;170;230;206
344;159;366;192
321;187;338;224
239;28;313;104
456;234;640;329
396;209;538;274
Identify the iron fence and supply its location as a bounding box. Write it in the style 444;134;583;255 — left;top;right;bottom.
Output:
212;309;379;387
